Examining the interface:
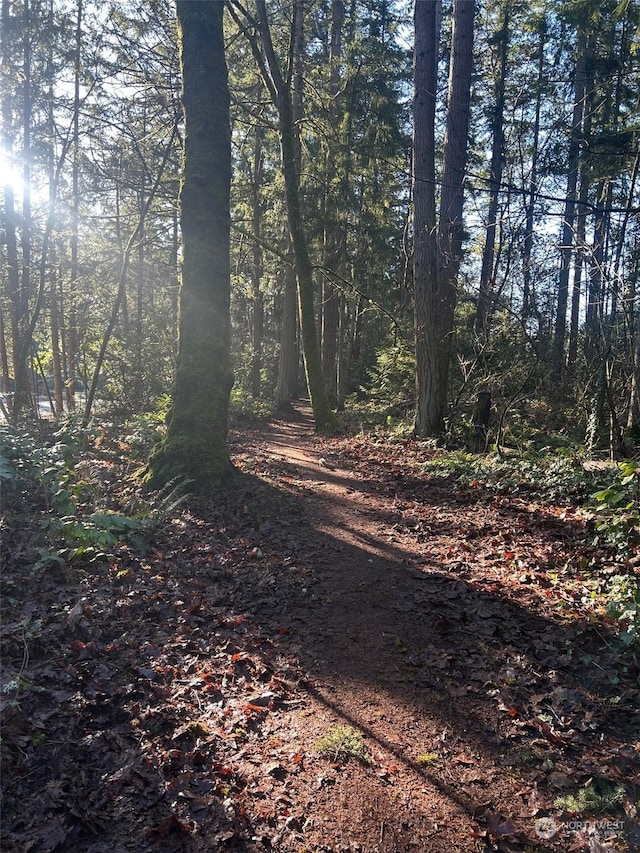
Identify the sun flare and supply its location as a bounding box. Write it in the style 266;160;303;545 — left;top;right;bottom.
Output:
0;148;24;196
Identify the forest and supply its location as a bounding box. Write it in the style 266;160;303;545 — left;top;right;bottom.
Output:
1;0;638;449
2;1;640;852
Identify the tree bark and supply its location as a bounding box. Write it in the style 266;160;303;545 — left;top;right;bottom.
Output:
522;17;545;320
275;265;299;407
273;0;302;410
415;0;474;438
413;0;441;437
250;123;264;399
567;155;589;374
320;0;344;406
475;3;508;333
66;0;82;411
148;0;233;491
19;0;33;416
1;0;31;420
0;310;10;405
255;0;336;431
551;33;588;383
470;390;491;452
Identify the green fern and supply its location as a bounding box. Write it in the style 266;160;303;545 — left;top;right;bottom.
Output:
148;475;193;520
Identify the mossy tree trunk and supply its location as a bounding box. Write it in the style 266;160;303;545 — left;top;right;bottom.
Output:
148;0;233;493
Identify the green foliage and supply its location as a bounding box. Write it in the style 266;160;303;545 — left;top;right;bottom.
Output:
1;420;88;510
1;421;143;571
122;395;171;456
368;339;415;411
229;386;273;421
421;450;595;503
341;394;415;436
0;428;39;498
144;475;192;522
40;511;143;567
315;725;369;763
591;460;640;552
554;780;625;815
605;574;640;647
229;340;280;405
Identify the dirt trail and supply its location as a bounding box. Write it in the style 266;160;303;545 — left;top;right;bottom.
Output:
228;402;639;853
232;403;481;850
3;402;638;853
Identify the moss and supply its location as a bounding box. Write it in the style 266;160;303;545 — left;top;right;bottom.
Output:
146;2;232;495
147;438;232;495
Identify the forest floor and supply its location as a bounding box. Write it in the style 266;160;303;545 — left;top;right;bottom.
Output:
2;401;640;853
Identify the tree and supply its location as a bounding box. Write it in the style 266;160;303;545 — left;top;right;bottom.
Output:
148;0;233;492
414;0;475;438
232;0;336;432
413;0;440;436
2;0;31;419
320;0;345;407
274;0;303;410
475;0;509;334
551;31;589;383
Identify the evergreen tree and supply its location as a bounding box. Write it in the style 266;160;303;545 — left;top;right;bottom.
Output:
148;0;233;491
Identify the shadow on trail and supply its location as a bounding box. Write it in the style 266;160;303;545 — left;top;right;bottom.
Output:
3;405;637;853
226;404;639;849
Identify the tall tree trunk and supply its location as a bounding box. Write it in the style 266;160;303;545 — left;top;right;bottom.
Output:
254;0;335;431
274;0;302;409
148;1;233;491
567;178;588;374
415;0;474;438
133;131;147;410
66;0;83;411
621;152;640;427
250;123;264;399
585;15;619;455
320;0;344;406
475;2;509;333
0;310;11;406
551;33;589;383
413;0;441;437
51;273;64;416
522;16;545;320
584;180;612;419
2;0;31;420
627;258;640;429
275;266;299;407
21;0;32;406
46;0;64;417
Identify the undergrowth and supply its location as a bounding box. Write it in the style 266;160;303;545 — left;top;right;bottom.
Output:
1;417;189;577
420;450;597;503
315;725;369;763
3;412;639;645
419;451;640;646
589;461;640;646
554;780;626;816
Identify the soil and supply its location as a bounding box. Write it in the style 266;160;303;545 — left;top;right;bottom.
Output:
1;401;639;853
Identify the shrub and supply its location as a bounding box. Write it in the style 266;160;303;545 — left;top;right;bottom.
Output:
315;725;369;763
591;460;640;553
1;420;143;572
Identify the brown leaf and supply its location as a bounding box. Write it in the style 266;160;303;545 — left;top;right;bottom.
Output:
148;813;191;837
